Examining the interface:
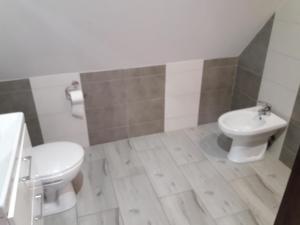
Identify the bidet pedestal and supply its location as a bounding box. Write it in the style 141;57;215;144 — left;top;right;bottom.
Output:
227;138;267;163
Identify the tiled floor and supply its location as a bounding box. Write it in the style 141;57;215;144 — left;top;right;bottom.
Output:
44;123;291;225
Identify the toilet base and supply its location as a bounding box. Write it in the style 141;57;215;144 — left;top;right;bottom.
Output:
227;138;267;163
43;183;77;216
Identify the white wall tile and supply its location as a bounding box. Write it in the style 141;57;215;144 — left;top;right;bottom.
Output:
259;6;300;159
269;20;300;60
276;0;300;24
31;86;70;114
38;113;87;139
165;70;203;96
166;59;204;74
30;73;90;147
165;94;200;118
259;79;297;120
164;115;199;132
263;50;300;92
38;113;89;147
164;59;203;131
30;73;79;89
45;131;90;147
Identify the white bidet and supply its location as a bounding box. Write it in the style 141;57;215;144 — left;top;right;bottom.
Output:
218;107;287;163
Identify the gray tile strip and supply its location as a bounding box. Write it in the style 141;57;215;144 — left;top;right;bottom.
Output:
81;65;166;145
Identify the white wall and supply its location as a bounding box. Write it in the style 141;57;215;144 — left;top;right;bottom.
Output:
0;0;286;80
30;73;90;147
258;0;300;158
164;59;203;131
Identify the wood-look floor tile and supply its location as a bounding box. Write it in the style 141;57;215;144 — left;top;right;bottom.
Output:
129;133;165;151
44;206;78;225
250;158;290;199
77;156;118;216
104;140;145;179
85;144;106;161
231;175;281;225
113;175;170;225
161;131;206;165
216;210;259;225
196;132;230;159
184;124;218;146
78;208;124;225
185;125;255;181
160;190;216;225
181;161;247;218
209;158;256;181
138;148;191;197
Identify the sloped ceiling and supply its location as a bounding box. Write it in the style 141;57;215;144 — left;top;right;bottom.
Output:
0;0;287;79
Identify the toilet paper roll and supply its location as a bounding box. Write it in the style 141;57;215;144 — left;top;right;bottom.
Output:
72;104;84;119
68;89;84;119
69;90;84;105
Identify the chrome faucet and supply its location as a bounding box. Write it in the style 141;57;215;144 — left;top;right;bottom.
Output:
257;101;272;116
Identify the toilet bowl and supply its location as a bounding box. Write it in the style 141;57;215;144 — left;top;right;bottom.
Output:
31;142;84;216
218;107;287;163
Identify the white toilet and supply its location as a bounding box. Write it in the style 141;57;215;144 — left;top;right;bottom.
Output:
31;142;84;216
218;106;287;163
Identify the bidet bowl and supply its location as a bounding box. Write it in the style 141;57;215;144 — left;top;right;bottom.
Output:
219;107;287;137
218;107;287;163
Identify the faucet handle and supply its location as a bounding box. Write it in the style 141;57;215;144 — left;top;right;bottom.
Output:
257;100;272;108
257;100;272;114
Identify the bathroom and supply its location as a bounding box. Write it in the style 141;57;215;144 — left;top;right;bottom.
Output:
0;0;299;224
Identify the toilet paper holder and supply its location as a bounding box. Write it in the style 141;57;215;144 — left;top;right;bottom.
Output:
65;81;80;101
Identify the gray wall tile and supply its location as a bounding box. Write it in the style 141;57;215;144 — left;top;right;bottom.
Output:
81;70;124;83
26;116;44;146
0;93;13;113
231;89;256;110
201;66;236;91
239;15;275;76
126;75;165;102
89;126;129;145
235;66;262;100
283;120;300;154
11;91;39;118
198;57;238;125
280;87;300;168
0;79;43;146
123;65;165;78
81;65;165;83
279;146;297;169
231;15;274;110
128;120;164;137
204;57;239;68
81;65;165;145
83;79;127;109
86;104;128;130
200;89;232;113
0;79;32;94
198;109;228;124
291;91;300;123
128;99;164;125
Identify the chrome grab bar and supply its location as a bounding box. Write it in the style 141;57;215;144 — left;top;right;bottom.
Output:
19;156;32;182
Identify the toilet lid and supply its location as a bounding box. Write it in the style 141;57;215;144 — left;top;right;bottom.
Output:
31;142;84;179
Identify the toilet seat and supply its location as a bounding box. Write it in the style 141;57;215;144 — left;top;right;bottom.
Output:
31;142;84;182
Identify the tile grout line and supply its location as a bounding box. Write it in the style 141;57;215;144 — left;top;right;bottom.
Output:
83;124;284;224
182;125;253;219
156;129;222;223
130;139;174;225
76;147;122;222
101;146;127;225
